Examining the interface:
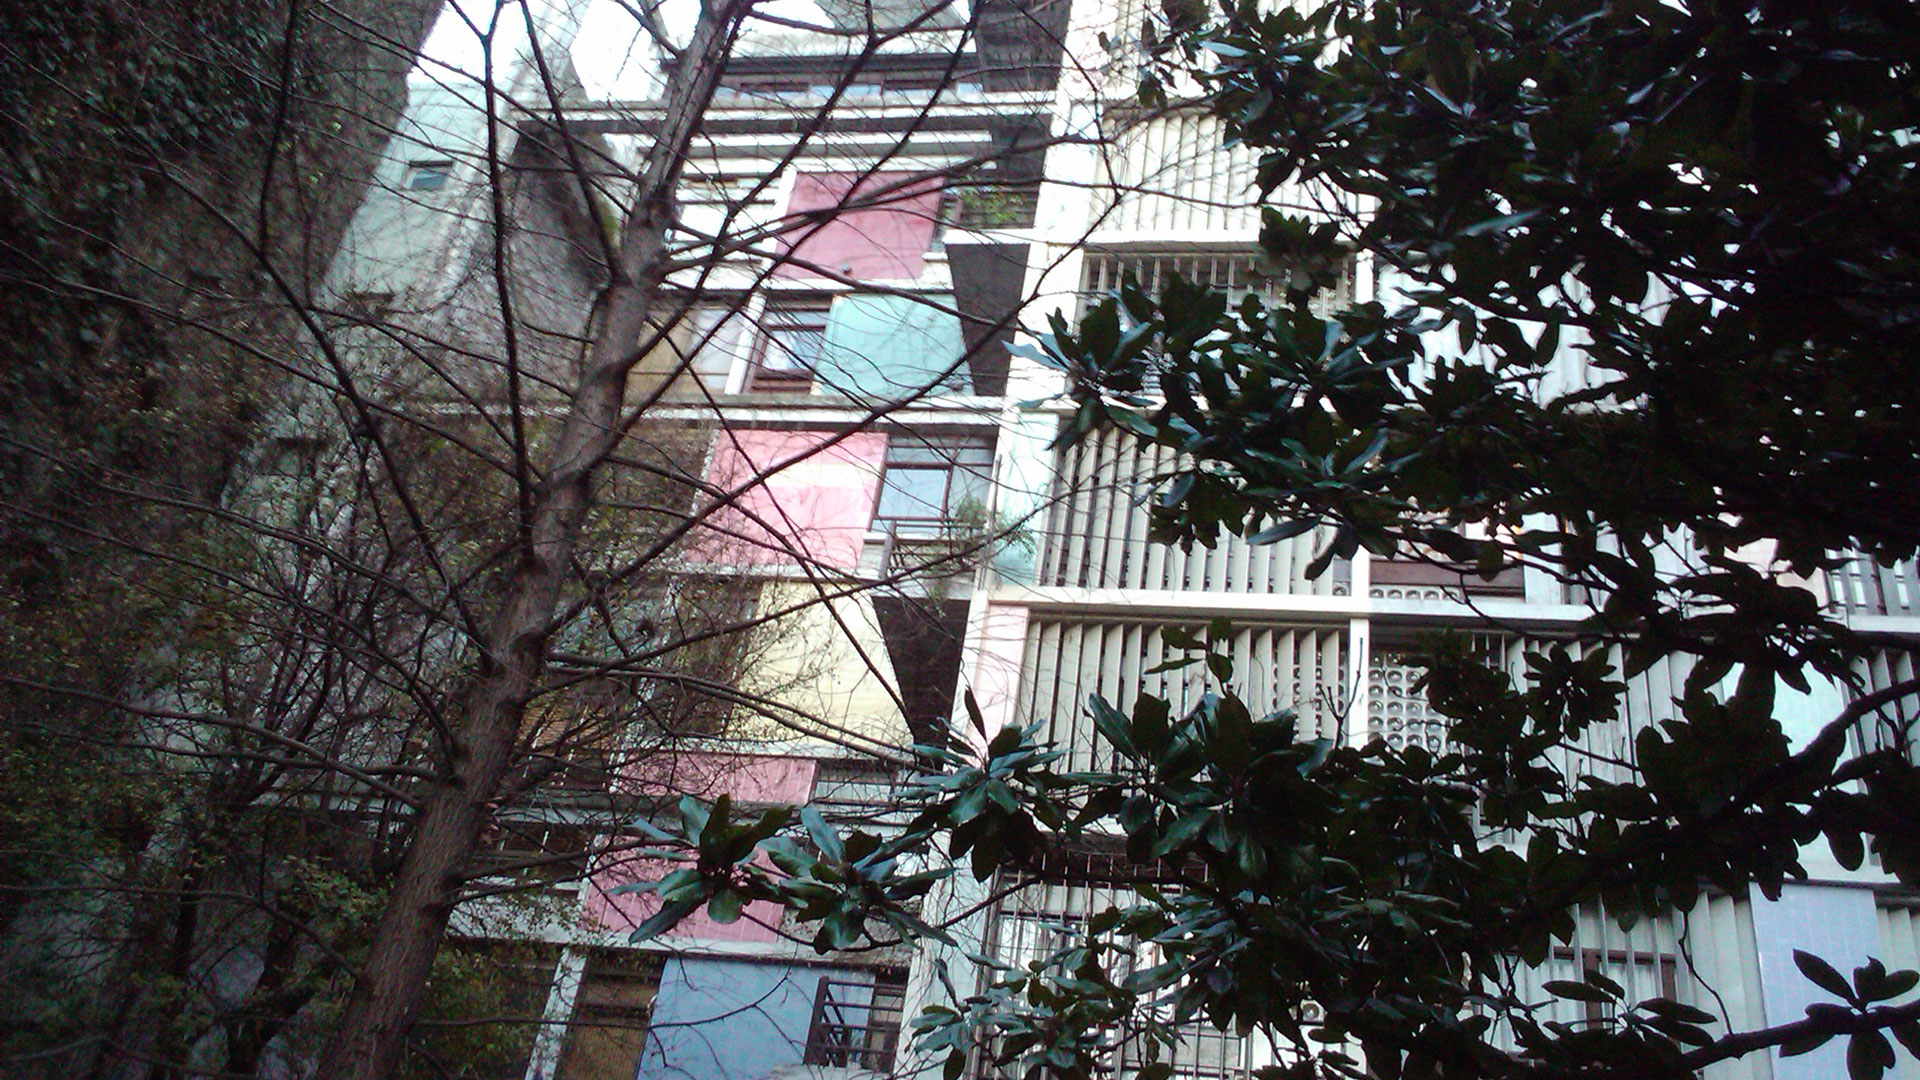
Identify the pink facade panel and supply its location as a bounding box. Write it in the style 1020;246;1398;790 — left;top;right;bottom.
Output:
776;172;941;280
617;751;818;804
698;429;886;570
969;604;1030;752
583;753;818;943
583;853;787;943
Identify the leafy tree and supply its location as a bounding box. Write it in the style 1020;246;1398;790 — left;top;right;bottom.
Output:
640;1;1920;1077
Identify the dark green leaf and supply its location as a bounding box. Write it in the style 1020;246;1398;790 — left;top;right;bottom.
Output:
707;889;745;924
1847;1028;1894;1080
1797;950;1859;1003
629;895;701;943
1542;980;1614;1004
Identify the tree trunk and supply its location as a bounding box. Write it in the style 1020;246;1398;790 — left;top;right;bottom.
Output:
312;8;744;1079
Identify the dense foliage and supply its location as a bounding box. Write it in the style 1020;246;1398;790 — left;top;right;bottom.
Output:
0;2;443;1073
643;1;1920;1077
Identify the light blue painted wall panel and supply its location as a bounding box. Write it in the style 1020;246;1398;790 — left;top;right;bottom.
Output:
1749;883;1881;1080
817;294;968;400
637;959;868;1080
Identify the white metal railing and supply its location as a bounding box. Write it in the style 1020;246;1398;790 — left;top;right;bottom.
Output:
1484;896;1764;1071
1039;426;1351;596
1017;618;1348;772
1097;110;1263;235
1829;553;1920;617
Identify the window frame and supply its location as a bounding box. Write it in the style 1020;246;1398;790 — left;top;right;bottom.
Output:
404;159;455;192
746;299;832;393
871;436;995;534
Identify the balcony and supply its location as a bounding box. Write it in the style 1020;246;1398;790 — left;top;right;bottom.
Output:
1095;111;1263;237
1078;251;1355;321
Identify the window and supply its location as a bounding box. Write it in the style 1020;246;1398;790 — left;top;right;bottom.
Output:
747;302;829;392
474;820;590;883
710;74;980;101
946;178;1043;230
872;437;994;533
1123;1024;1251;1080
339;290;395;318
405;160;454;191
711;78;814;100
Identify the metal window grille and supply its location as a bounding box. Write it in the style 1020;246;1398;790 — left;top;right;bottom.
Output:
1079;252;1355;318
803;974;906;1072
983;854;1280;1080
1495;900;1692;1035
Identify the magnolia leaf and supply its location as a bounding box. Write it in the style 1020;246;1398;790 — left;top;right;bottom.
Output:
1797;950;1858;1003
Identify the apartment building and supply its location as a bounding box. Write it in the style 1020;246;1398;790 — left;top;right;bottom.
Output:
317;2;1920;1080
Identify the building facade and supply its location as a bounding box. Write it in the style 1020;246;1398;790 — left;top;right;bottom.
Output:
318;2;1920;1080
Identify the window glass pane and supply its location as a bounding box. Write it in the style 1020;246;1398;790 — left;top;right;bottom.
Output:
406;162;452;191
872;438;996;526
688;306;748;388
759;306;828;365
751;304;829;390
886;445;951;465
764;325;824;370
955;444;994;467
876;467;949;521
949;463;991;512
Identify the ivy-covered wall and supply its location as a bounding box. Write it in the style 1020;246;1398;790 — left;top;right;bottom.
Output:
0;2;439;1074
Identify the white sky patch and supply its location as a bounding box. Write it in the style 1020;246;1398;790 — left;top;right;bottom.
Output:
416;0;840;101
572;0;662;98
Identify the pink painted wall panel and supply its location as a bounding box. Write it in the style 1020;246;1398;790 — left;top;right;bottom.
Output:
969;604;1030;753
583;753;819;943
618;751;818;804
776;172;941;280
582;853;787;943
698;429;886;570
